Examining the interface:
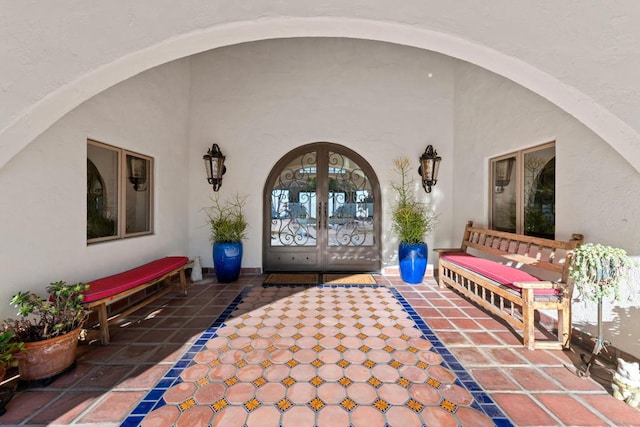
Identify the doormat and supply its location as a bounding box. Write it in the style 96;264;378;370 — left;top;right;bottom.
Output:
322;273;377;284
263;273;319;285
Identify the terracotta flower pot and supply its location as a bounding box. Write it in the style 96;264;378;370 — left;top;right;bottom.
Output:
17;328;81;381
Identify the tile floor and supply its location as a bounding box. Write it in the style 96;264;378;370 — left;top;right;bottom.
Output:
1;274;639;426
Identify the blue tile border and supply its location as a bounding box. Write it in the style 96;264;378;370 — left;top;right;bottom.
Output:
387;285;514;426
122;283;513;426
122;287;249;426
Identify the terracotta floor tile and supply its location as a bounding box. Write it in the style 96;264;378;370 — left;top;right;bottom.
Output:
536;394;607;426
385;406;422;426
580;393;640;426
486;347;527;364
508;367;563;391
1;391;60;424
542;366;606;391
2;277;627;427
421;406;459;427
245;405;280;426
514;348;565;365
317;405;350;425
455;406;498;427
351;405;386;426
210;405;247;427
47;362;95;387
142;405;181;427
74;364;133;388
176;405;215;427
466;331;502;345
434;330;471;345
450;347;492;365
29;391;101;424
78;391;146;424
491;393;558;426
471;368;521;391
492;330;526;346
281;406;316;427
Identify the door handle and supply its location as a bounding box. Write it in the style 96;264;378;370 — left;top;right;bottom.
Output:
323;202;328;229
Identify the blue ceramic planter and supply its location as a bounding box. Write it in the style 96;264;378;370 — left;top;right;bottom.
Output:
213;242;243;283
398;242;428;284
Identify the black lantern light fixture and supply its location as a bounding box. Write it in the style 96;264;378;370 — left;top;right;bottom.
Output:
418;145;442;193
203;143;226;191
494;157;515;193
127;154;147;192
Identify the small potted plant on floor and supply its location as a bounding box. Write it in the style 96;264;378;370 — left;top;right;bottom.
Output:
390;157;437;284
1;281;89;382
205;194;248;283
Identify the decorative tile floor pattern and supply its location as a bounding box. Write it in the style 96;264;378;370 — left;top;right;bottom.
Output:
124;284;504;426
2;274;639;426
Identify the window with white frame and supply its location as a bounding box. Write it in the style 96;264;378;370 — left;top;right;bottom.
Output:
489;141;555;239
87;139;153;243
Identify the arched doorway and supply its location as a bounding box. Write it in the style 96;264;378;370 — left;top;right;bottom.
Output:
263;142;381;272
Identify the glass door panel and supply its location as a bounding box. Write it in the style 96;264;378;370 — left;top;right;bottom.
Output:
326;151;375;247
269;151;318;248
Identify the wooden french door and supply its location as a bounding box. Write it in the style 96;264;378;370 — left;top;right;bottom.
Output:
263;143;381;272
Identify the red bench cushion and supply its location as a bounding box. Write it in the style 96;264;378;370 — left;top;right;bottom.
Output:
84;256;189;303
440;252;558;296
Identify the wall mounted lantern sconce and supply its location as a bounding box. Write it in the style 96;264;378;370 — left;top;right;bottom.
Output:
418;145;442;193
494;157;515;193
203;143;226;191
127;154;147;192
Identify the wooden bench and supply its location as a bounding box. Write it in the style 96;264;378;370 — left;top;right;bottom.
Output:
83;256;189;345
436;221;583;350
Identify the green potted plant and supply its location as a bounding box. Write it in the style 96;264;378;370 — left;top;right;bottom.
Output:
205;194;248;283
1;281;89;382
0;330;25;381
390;157;437;284
569;243;634;377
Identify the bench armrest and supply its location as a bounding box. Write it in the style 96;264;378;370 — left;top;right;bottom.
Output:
434;247;463;254
514;281;560;289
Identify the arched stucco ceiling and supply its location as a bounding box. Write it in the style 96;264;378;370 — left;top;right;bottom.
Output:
2;17;640;172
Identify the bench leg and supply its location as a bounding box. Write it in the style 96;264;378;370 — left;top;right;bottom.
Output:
522;289;535;350
558;301;571;349
437;263;446;289
97;303;110;345
179;267;187;295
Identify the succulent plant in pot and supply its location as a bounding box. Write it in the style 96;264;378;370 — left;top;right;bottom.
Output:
1;281;89;382
569;243;634;303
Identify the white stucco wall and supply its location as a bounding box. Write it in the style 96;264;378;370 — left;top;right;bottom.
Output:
0;60;192;316
186;38;454;270
453;62;640;356
3;2;640;176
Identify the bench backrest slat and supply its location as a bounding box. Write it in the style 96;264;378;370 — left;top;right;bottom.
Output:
460;221;583;289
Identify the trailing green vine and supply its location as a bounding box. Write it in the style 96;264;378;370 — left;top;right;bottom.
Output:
569;243;634;302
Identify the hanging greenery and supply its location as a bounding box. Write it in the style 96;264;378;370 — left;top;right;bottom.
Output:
569;243;634;302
